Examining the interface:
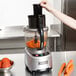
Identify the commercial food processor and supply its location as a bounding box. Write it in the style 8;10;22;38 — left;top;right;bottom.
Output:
24;4;52;73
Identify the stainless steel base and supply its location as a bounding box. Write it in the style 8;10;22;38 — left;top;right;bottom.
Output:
25;49;52;72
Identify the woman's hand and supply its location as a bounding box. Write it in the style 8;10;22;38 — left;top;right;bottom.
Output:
40;0;53;12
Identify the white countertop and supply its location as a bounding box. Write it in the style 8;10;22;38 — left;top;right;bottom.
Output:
0;26;60;39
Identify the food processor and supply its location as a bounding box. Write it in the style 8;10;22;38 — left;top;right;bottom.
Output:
24;4;52;73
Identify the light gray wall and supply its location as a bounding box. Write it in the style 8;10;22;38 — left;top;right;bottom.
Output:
0;0;54;28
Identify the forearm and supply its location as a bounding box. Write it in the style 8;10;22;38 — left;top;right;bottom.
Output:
49;8;76;30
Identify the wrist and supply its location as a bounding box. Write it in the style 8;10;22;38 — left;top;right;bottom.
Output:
48;7;56;13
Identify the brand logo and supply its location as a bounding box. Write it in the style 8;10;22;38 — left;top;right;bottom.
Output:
38;61;48;65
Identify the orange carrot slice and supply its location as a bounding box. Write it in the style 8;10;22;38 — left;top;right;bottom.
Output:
64;73;69;76
68;64;74;75
64;64;74;76
65;59;73;73
26;39;46;48
58;63;66;76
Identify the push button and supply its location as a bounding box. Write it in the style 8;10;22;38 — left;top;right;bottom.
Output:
35;54;39;57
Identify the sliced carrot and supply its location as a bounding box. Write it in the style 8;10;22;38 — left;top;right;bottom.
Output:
68;64;74;75
44;41;46;47
35;41;40;48
26;39;35;48
64;64;74;76
58;63;66;76
0;61;2;68
64;73;69;76
26;39;46;48
65;59;73;73
35;41;46;48
67;59;73;68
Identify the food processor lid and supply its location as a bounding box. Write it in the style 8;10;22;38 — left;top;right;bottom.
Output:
28;15;46;29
